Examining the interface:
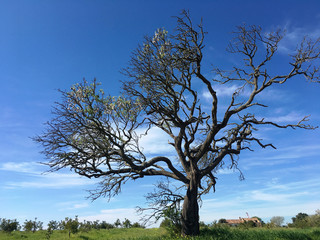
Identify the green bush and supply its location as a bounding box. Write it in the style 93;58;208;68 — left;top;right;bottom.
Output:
289;211;320;228
0;218;20;233
23;218;43;232
100;220;115;229
61;216;80;239
160;206;182;236
47;220;59;230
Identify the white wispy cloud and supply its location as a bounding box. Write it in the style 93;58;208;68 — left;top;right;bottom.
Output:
265;111;306;123
265;178;320;193
277;24;320;54
4;172;96;189
216;168;238;175
0;161;97;189
202;84;251;100
249;190;309;202
242;158;294;169
266;164;320;176
255;88;291;103
0;161;40;174
57;201;90;211
242;144;320;169
137;126;174;155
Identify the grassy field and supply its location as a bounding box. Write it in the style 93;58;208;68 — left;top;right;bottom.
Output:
0;228;166;240
0;226;320;240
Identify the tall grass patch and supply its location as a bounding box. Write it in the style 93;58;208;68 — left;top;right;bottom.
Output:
0;227;319;239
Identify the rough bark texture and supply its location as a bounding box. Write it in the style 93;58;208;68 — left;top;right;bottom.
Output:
181;173;200;236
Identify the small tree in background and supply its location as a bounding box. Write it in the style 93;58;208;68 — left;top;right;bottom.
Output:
100;221;114;229
23;219;33;232
218;219;227;224
270;216;284;227
47;220;59;230
131;222;145;228
308;210;320;227
288;211;320;228
62;216;79;239
23;218;43;233
45;227;53;240
291;212;309;228
114;219;121;228
292;212;309;224
122;218;132;228
79;220;92;232
0;218;20;233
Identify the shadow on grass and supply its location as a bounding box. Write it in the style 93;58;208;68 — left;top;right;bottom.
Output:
79;236;90;240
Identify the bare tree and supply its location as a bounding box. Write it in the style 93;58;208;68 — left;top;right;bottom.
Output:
34;11;319;236
270;216;285;227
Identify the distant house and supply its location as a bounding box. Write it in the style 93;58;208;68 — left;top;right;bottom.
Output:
225;217;261;227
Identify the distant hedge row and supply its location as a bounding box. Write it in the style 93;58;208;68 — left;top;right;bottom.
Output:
0;216;144;234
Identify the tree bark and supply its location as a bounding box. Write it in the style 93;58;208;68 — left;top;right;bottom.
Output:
181;173;200;236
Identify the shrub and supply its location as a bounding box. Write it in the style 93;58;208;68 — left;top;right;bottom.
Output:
0;218;20;233
218;218;227;224
100;221;114;229
23;218;43;232
45;227;53;240
122;218;132;228
160;206;182;236
114;218;122;228
131;222;145;228
61;216;79;239
289;211;320;228
47;220;59;230
239;220;257;229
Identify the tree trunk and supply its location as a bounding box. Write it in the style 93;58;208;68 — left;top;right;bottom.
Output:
181;173;200;236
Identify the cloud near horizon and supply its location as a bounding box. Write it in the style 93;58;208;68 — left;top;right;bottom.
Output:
0;161;97;189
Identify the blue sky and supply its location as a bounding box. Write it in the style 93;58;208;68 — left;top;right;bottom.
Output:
1;0;320;227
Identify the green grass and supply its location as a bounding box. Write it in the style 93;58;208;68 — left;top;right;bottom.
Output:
197;226;320;240
0;228;166;240
0;227;319;240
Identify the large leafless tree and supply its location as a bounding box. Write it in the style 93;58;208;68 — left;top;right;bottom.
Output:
34;11;320;236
